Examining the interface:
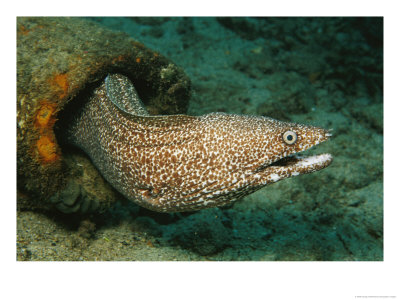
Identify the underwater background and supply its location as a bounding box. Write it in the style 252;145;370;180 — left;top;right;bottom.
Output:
17;17;383;261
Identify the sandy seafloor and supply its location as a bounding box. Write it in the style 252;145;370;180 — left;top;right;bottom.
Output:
17;17;383;261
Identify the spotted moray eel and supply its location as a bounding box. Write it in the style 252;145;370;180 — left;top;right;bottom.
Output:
65;74;332;212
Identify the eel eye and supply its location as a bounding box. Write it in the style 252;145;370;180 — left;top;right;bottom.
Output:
282;130;297;145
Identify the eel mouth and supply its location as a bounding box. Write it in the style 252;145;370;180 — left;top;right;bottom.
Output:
268;153;333;175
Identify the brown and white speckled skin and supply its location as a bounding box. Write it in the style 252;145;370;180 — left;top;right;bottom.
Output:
66;74;332;212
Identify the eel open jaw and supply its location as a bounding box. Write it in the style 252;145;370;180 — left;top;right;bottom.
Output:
269;153;333;175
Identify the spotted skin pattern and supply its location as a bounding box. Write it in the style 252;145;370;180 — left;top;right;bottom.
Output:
66;74;332;212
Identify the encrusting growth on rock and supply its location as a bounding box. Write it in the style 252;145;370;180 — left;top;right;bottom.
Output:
17;17;191;212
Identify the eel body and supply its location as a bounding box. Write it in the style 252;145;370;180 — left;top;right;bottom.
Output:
65;74;332;212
